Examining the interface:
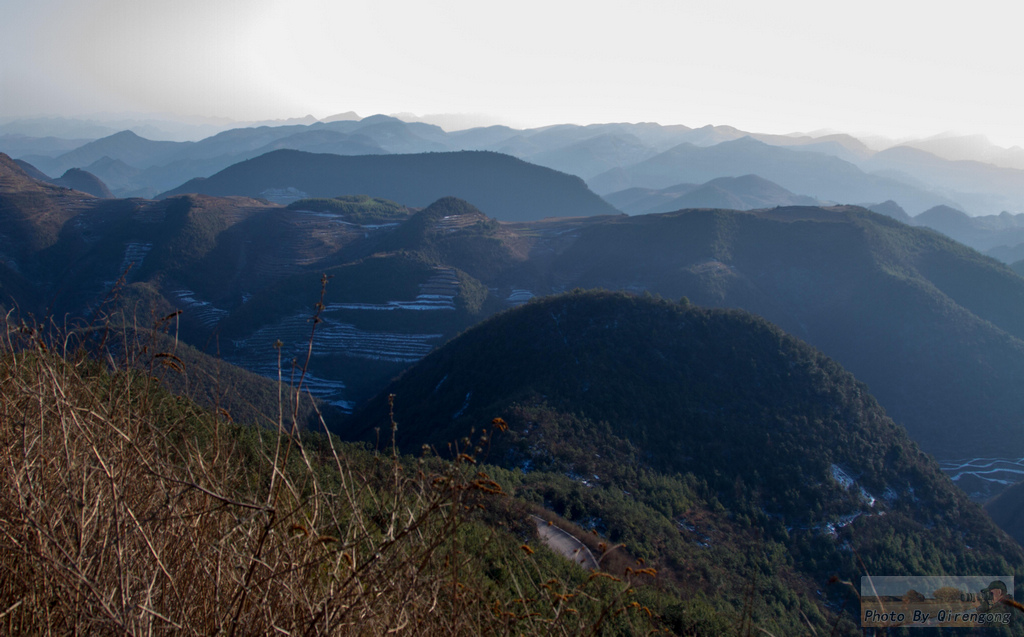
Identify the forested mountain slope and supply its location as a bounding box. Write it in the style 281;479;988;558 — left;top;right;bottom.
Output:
349;291;1024;632
5;150;1024;465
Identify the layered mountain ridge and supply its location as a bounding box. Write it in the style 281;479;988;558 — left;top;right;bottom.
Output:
7;144;1024;632
4;150;1024;475
8;114;1024;222
160;149;620;221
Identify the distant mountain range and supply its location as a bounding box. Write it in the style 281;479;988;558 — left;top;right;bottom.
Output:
903;133;1024;171
603;174;821;214
861;145;1024;214
6;114;1024;222
586;137;963;213
863;200;1024;262
8;115;1024;630
5;152;1024;476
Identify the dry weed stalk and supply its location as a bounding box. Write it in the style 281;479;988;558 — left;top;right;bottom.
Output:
0;308;643;635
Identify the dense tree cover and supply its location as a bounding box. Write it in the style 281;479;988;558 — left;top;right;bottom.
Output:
287;194;411;224
9;148;1024;462
7;145;1024;630
526;207;1024;458
349;290;1024;633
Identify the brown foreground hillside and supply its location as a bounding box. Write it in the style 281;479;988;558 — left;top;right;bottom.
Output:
0;319;662;635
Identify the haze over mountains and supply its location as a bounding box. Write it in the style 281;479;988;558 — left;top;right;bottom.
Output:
7;110;1024;456
604;174;822;214
8;107;1024;632
6;113;1024;480
160;149;618;220
11;112;1024;272
6;146;1024;476
5;113;1024;218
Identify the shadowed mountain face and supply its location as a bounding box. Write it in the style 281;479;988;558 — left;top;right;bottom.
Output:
528;207;1024;461
12;159;53;182
4;157;1024;465
52;168;113;198
351;292;916;475
0;170;510;412
8;159;114;198
986;480;1024;546
346;291;1024;619
0;154;96;262
160;149;621;221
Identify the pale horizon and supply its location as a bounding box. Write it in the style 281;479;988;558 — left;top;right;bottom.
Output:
0;108;1012;155
3;0;1023;147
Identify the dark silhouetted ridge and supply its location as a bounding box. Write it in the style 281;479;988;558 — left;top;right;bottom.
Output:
53;167;113;198
160;149;620;221
348;290;1023;612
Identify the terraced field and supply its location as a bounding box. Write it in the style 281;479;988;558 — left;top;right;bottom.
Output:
118;242;153;275
225;266;465;411
250;208;392;278
172;289;229;328
326;269;459;312
939;457;1024;500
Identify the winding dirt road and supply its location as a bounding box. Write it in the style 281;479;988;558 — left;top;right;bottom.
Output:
531;515;599;570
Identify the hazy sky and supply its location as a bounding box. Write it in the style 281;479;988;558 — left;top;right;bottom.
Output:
3;0;1023;145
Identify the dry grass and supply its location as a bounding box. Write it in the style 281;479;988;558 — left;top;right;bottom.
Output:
0;314;647;635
